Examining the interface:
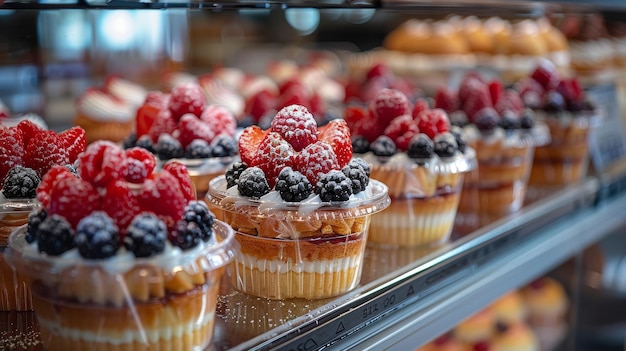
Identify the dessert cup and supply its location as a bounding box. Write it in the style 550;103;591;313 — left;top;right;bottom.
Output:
0;196;39;311
6;220;236;351
364;149;476;248
206;175;390;300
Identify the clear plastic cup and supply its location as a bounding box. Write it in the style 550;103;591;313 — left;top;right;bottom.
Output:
6;220;236;351
206;175;390;300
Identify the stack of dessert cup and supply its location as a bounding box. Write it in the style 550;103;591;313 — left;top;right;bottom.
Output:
517;63;602;199
344;87;476;247
430;73;551;230
6;141;236;351
207;104;390;300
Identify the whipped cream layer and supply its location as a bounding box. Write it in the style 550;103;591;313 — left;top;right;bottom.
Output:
76;90;134;122
106;78;147;108
463;122;550;148
359;148;476;175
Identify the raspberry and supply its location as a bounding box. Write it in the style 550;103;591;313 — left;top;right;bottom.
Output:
185;139;212;159
368;88;411;128
147;109;177;143
275;167;313;202
245;89;277;123
433;88;458;114
530;60;558;90
123;147;156;184
495;90;524;116
36;165;77;208
351;136;370;154
26;208;47;243
24;130;68;178
37;214;75;256
384;114;419;151
407;133;435;160
48;175;100;229
200;105;237;137
254;132;295;187
75;211;120;259
237;167;270;199
412;98;431;118
343;104;367;132
434;132;458;157
462;89;492;122
163;161;195;203
277;85;311;112
318;119;352;168
458;74;487;104
144;91;171;108
371;135;397;157
353;111;385;143
271;104;318;152
342;160;369;194
78;141;127;188
488;79;503;106
238;126;269;166
0;127;24;183
16;119;44;148
59;126;87;163
2;166;39;198
293;141;340;187
169;82;207;120
225;161;248;188
361;75;389;102
315;170;353;202
210;134;237;157
178;113;215;148
365;63;391;81
124;213;167;258
102;180;141;236
155;134;184;160
140;171;187;228
415;108;450;139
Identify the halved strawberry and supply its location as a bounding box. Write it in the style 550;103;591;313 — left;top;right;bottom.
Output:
343;104;367;132
239;125;269;166
245;89;277;123
136;103;162;138
318;119;352;167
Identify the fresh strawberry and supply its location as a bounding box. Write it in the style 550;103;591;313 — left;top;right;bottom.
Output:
102;180;141;236
124;147;156;184
434;88;458;114
36;165;76;208
353;110;385;143
412;98;430;118
530;61;558;90
415;108;450;139
24;130;68;178
147;109;177;143
16;120;44;149
0;127;24;183
318;119;352;168
495;89;524;116
136;103;162;138
488;80;503;106
169;82;207;121
163;161;195;202
200;105;236;137
178;113;215;148
384;114;419;151
366;63;392;81
253;132;295;187
368;88;411;128
343;104;368;132
458;74;487;104
139;171;187;229
270;104;318;152
277;84;311;111
462;89;492;122
293;140;340;186
78;140;127;187
58;126;87;163
239;125;269;166
48;175;100;229
245;89;277;123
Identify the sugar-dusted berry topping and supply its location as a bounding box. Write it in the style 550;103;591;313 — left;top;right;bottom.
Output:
237;166;271;199
37;214;75;256
75;211;120;259
124;147;156;184
78;140;127;188
293;140;340;186
178;113;216;149
59;126;87;163
210;134;237;158
47;174;100;229
102;180;141;236
147;109;177;144
368;88;411;127
200;105;237;138
124;213;167;258
315;170;353;202
318;119;352;168
342;159;369;194
270;104;318;152
225;161;248;188
0;127;24;184
140;170;189;227
26;208;47;244
415;108;451;140
24;130;69;178
37;165;79;208
434;87;459;114
253;131;295;188
155;133;184;160
407;133;435;160
275;167;313;202
371;135;397;157
16;119;44;148
434;132;458;158
384;114;419;151
185;139;212;159
2;166;40;199
168;82;207;120
239;125;269;166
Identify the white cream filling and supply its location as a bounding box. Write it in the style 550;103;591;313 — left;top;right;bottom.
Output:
106;78;147;108
236;252;359;274
76;90;134;122
372;209;457;229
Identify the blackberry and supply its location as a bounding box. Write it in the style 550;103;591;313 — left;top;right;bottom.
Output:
449;111;469;127
2;166;40;199
155;134;184;160
182;200;214;241
434;132;458;157
185;139;212;159
37;214;75;256
351;136;370;154
407;133;435;159
136;135;155;153
124;213;167;258
237;167;270;199
350;158;370;178
75;211;120;259
122;132;137;149
474;108;499;133
275;167;313;202
26;208;47;243
499;110;521;130
520;109;535;129
449;126;467;154
225;162;249;188
172;220;204;250
210;134;237;157
371;135;397;157
237;115;255;129
542;91;566;112
316;170;353;202
341;160;369;194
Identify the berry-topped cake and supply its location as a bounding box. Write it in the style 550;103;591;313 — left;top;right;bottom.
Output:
123;81;239;198
6;141;236;351
518;62;600;190
0;121;86;311
206;104;389;300
345;88;475;247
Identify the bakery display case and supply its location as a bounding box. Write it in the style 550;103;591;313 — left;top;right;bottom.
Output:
2;2;626;351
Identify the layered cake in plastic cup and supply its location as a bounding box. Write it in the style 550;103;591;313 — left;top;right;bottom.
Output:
207;104;390;300
6;141;236;351
518;64;601;192
123;81;239;198
0;122;86;311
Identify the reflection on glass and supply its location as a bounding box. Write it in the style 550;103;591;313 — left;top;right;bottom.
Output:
285;8;320;36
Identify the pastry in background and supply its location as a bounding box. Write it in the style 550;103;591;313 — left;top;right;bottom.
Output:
490;290;528;325
521;277;569;326
491;322;540;351
454;309;495;343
